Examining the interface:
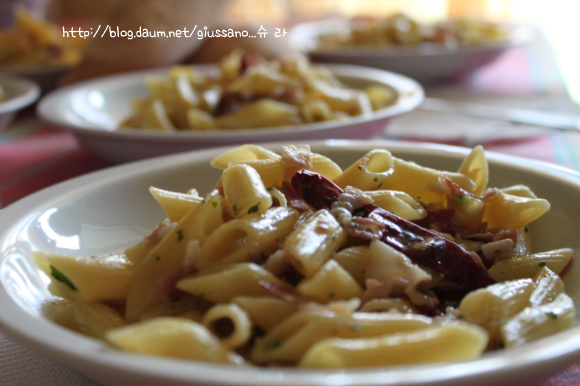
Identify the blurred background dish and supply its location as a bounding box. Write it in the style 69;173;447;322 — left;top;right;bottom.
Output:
0;6;87;92
0;140;579;386
37;63;424;163
0;75;40;131
289;17;533;84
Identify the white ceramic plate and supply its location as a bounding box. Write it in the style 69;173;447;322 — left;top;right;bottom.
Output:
0;140;579;386
36;64;424;163
289;19;533;83
0;75;40;130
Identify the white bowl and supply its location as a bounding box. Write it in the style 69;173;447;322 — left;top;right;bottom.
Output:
289;19;533;83
36;64;424;163
0;140;579;386
0;75;40;130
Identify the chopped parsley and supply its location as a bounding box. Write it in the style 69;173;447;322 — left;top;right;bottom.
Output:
538;261;547;267
248;202;260;214
266;339;283;351
211;200;218;209
546;312;559;320
176;229;184;242
49;265;77;291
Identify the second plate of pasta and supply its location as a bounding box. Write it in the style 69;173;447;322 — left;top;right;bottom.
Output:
37;53;423;163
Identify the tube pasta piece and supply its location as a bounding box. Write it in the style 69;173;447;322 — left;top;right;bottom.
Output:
530;267;565;307
458;145;488;195
488;248;574;282
178;263;293;303
359;298;420;314
366;240;432;307
106;317;245;365
501;184;541;198
34;252;133;302
483;188;550;230
196;206;298;268
228;151;342;189
201;303;253;349
331;246;370;287
186;108;215;130
298;323;488;369
310;153;343;180
222;164;273;218
124;236;157;266
365;190;426;220
251;310;434;365
302;83;372;116
215;100;302;129
219;48;244;82
385;157;476;205
458;279;534;343
283;209;347;277
297;260;363;303
281;144;313;182
42;299;125;340
210;144;281;170
149;186;203;222
301;99;334;123
333;149;394;191
232;158;284;189
500;293;575;348
232;296;299;332
211;145;341;188
135;98;176;131
227;65;299;94
364;84;397;110
512;227;533;257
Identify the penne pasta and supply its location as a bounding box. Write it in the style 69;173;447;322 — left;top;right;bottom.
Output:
106;317;245;365
177;263;293;303
34;252;133;302
35;143;575;370
201;303;253;349
284;209;347;277
298;323;488;368
500;293;575;348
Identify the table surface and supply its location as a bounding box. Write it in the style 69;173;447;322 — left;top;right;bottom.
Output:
1;30;580;386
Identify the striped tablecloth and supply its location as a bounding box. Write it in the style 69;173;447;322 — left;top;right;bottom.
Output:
1;29;580;386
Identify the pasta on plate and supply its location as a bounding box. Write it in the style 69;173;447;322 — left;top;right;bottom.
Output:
0;8;86;67
119;50;397;132
315;13;509;51
35;144;575;369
